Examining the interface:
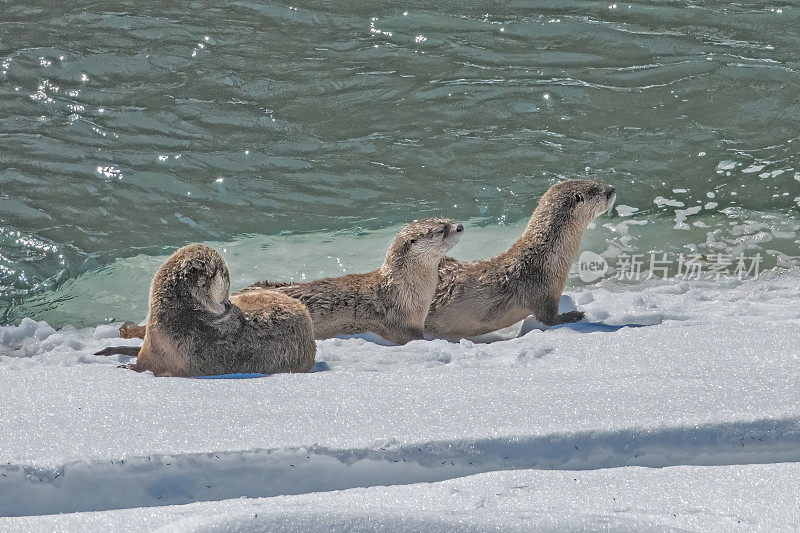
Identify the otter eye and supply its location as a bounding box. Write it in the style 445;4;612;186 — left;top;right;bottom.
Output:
410;239;417;244
574;193;584;203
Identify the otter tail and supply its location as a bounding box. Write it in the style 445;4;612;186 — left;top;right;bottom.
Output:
94;346;141;357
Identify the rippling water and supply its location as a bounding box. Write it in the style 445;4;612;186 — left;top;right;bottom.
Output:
1;1;799;327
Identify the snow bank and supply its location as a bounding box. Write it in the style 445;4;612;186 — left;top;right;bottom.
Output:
1;270;799;525
5;464;800;532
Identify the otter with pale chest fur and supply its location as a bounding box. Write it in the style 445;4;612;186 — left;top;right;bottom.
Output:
424;180;616;340
247;218;464;344
95;244;316;377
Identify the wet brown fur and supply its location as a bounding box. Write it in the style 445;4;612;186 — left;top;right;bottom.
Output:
246;218;463;344
425;180;616;339
96;244;316;377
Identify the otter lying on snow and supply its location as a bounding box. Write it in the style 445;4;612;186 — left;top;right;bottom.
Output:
424;180;616;339
247;218;464;344
96;244;315;377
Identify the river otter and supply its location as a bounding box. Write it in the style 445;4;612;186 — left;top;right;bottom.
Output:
424;180;616;339
95;244;315;377
247;218;464;344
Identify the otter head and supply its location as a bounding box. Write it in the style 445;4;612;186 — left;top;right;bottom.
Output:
157;244;231;317
383;218;464;274
531;180;616;231
546;180;615;221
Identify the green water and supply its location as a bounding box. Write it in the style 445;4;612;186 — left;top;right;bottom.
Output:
1;1;799;327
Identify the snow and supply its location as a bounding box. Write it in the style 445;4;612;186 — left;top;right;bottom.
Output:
5;464;800;532
2;269;800;529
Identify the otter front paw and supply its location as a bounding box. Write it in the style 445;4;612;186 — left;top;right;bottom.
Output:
556;310;584;324
385;326;425;345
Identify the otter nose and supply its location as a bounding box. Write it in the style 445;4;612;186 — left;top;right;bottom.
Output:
605;185;616;198
456;224;464;233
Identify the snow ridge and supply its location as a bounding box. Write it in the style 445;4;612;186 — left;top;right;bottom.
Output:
2;416;799;517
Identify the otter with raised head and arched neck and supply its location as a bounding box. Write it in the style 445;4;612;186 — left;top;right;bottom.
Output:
248;218;464;344
424;180;616;340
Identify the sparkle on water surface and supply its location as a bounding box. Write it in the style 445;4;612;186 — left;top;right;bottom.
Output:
0;1;799;326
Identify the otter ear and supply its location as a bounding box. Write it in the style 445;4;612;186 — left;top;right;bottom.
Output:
573;193;584;203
